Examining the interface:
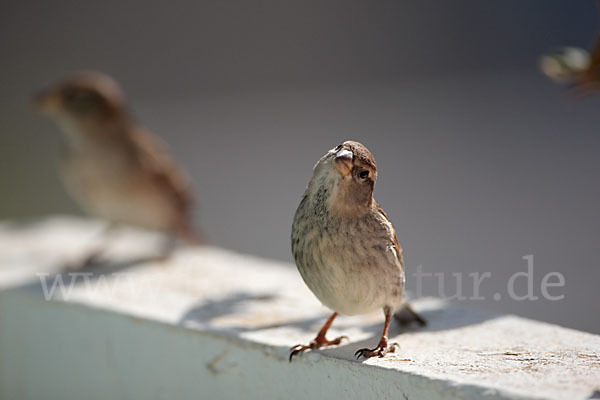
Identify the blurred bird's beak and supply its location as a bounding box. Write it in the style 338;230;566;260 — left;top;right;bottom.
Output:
334;149;353;176
32;87;61;113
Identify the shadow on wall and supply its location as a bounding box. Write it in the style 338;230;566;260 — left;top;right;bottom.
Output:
5;259;498;364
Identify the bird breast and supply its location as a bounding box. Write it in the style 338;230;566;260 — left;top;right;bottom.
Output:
59;145;177;232
292;193;405;316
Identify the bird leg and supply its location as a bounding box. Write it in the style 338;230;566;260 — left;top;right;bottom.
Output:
64;223;117;270
289;312;348;362
355;307;399;359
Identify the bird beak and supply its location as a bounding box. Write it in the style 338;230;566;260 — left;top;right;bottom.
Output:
334;149;353;176
32;87;61;113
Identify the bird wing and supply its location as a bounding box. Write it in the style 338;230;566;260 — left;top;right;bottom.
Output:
375;201;404;268
128;126;194;220
375;202;426;325
592;2;600;70
586;32;600;75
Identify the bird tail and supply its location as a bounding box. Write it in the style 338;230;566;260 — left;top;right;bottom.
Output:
176;218;207;245
394;300;427;327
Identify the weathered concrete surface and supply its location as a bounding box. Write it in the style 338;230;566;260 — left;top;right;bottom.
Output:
0;216;599;400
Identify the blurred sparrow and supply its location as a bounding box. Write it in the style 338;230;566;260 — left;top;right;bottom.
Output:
540;34;600;97
33;71;203;266
290;141;425;361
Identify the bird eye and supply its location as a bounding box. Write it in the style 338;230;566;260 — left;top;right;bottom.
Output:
62;88;80;102
62;88;101;112
334;144;343;151
358;170;369;179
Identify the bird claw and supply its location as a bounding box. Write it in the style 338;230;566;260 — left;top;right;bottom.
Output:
326;335;348;346
354;341;399;359
289;345;310;362
289;335;349;362
62;252;104;271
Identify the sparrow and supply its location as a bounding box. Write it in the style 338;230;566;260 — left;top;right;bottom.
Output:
290;141;425;361
540;34;600;97
33;71;203;266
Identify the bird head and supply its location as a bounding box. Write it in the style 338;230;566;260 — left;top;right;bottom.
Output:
309;140;378;215
33;71;128;123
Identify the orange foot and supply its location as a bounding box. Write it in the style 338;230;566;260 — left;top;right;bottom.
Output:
354;338;399;359
289;335;348;362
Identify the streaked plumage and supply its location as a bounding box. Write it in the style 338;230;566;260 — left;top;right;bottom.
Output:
34;71;202;265
290;141;424;361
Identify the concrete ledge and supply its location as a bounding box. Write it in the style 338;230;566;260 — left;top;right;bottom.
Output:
1;217;599;400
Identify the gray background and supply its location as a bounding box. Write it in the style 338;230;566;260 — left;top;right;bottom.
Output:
1;1;598;333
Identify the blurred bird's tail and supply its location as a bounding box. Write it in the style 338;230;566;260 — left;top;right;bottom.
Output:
176;218;207;246
394;300;427;327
